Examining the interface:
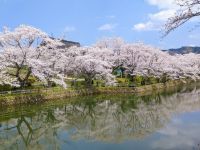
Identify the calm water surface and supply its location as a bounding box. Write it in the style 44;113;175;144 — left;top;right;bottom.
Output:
1;85;200;150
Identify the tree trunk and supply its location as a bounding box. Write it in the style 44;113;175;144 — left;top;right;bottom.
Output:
19;68;32;88
85;78;93;87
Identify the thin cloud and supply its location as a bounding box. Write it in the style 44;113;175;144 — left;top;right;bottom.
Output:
133;21;159;31
146;0;177;9
98;23;117;31
106;15;116;19
64;26;76;32
133;0;177;32
149;9;176;21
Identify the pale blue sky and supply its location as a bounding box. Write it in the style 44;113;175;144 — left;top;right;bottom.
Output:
0;0;200;49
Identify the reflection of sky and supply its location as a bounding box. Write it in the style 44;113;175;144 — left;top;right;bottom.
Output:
57;111;200;150
59;131;156;150
152;111;200;150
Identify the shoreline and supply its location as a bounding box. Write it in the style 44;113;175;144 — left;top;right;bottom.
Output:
0;79;196;106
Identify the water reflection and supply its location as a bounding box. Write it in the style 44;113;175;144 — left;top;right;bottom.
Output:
0;84;200;150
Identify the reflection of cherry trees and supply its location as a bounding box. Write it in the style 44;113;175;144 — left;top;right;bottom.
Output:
1;85;200;148
16;116;33;146
0;109;62;150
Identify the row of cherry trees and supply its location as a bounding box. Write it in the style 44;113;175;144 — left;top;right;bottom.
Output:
0;25;199;88
96;37;200;81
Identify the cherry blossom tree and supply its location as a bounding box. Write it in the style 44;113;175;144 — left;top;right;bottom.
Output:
63;46;115;87
96;40;167;78
95;37;125;69
169;53;200;80
0;25;66;88
165;0;200;35
95;38;168;79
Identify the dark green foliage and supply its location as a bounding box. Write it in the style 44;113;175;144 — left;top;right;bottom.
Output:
27;76;37;86
160;73;169;83
116;78;129;87
0;84;13;91
132;76;143;86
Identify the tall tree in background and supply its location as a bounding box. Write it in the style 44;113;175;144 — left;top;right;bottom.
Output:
165;0;200;36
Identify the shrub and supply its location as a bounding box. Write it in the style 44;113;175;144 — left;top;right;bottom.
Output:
0;84;13;91
133;76;143;86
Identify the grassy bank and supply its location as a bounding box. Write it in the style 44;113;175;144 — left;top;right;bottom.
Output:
0;79;196;106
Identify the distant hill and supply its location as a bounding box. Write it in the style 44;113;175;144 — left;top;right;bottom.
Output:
163;46;200;54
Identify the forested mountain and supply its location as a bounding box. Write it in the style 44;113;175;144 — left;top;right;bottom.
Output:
164;46;200;54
